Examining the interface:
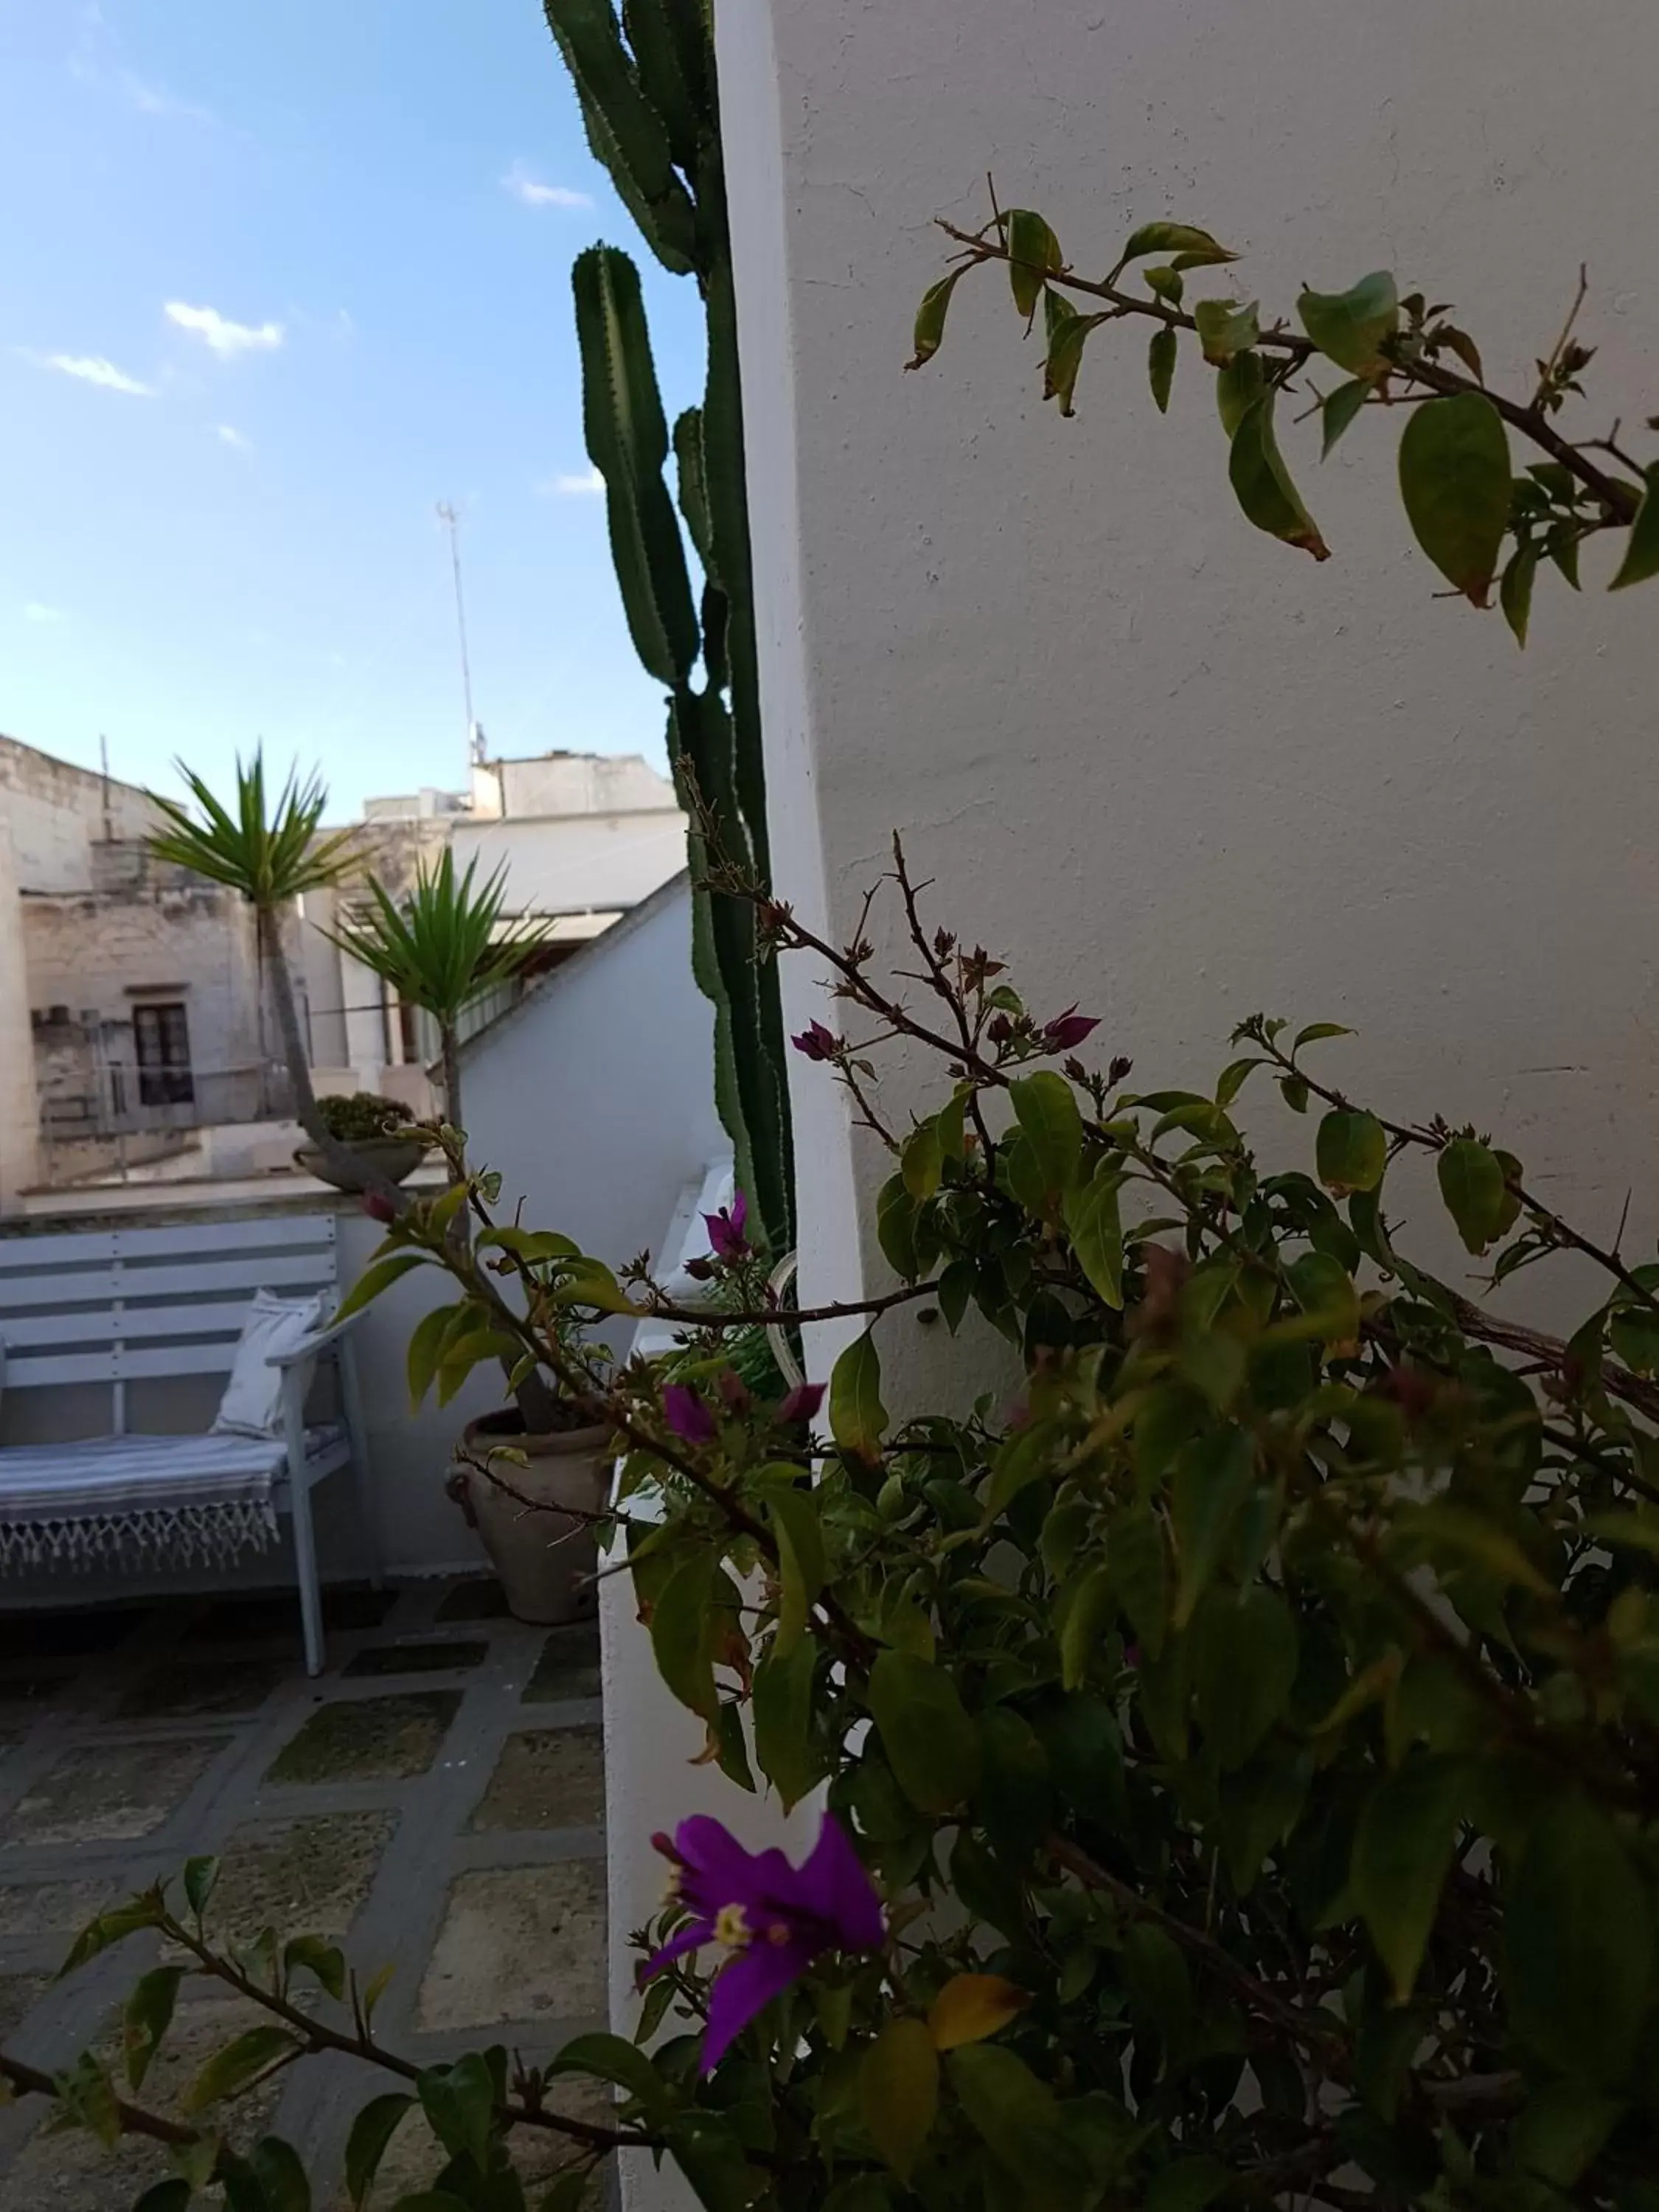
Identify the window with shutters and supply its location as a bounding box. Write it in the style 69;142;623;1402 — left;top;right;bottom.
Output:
132;1001;194;1107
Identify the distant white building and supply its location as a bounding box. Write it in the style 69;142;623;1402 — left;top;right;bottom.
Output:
0;734;687;1208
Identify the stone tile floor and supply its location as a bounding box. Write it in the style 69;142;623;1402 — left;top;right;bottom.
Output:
0;1576;608;2208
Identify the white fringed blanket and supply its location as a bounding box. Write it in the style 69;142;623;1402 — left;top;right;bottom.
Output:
0;1427;340;1571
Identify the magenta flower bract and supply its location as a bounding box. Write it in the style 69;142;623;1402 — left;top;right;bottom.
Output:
790;1020;838;1062
777;1381;826;1425
1043;1006;1100;1051
641;1814;883;2071
662;1384;715;1444
703;1189;750;1262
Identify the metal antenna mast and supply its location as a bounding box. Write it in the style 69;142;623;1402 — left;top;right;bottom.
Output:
437;501;483;767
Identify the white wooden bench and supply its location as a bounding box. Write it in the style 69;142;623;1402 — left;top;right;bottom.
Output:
0;1215;373;1676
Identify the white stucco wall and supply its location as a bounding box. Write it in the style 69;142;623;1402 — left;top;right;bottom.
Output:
462;872;726;1287
451;810;689;924
720;0;1659;1401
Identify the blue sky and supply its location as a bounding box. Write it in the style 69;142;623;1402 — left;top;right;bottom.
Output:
0;1;703;816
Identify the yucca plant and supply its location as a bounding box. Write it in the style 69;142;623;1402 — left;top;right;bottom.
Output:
146;751;360;1164
325;849;551;1138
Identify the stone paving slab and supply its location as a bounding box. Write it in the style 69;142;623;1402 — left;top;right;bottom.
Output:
265;1689;462;1784
0;1577;611;2208
471;1725;605;1832
417;1860;607;2029
524;1626;603;1703
8;1735;231;1846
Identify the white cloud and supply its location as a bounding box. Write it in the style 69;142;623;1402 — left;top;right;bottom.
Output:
22;602;65;624
216;423;251;451
503;161;593;211
38;351;154;396
538;465;606;498
164;302;283;358
71;7;218;125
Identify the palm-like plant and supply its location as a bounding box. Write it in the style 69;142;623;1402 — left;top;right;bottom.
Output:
325;850;551;1138
147;752;360;1154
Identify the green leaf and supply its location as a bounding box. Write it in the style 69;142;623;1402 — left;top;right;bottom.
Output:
948;2044;1063;2176
1057;1562;1114;1692
902;1119;944;1201
752;1638;821;1811
1506;1795;1655;2084
335;1250;427;1321
1215;350;1266;439
937;1259;974;1333
1170;1427;1255;1627
1229;392;1329;560
1009;1072;1084;1202
1148;326;1177;414
1437;1136;1509;1256
1192;297;1259;366
417;2053;496;2170
1119;221;1235;269
183;2025;302;2113
1320;378;1371;459
1610;463;1659;589
182;1855;220;1923
1195;1587;1298;1769
1315;1110;1387;1196
1063;1166;1125;1309
284;1935;346;2003
1121;1921;1191;2041
131;2184;194;2212
1297;271;1399;378
868;1651;981;1813
1398;392;1511;607
538;2171;593;2212
1500;544;1538;646
860;2018;938;2181
123;1965;184;2092
650;1553;720;1722
1293;1021;1353;1049
875;1175;921;1280
1351;1753;1470;2000
345;2093;417;2208
248;2137;312;2212
1144;2157;1233;2212
1512;2083;1626;2188
549;2031;669;2115
1045;309;1110;417
1108;1502;1170;1658
406;1304;456;1409
765;1482;825;1657
1004;209;1062;320
830;1332;888;1464
908;268;967;372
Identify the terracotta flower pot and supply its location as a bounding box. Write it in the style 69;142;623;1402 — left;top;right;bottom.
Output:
293;1137;428;1193
451;1407;611;1625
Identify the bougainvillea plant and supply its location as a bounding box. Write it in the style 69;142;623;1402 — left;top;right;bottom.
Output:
9;833;1659;2212
908;187;1659;636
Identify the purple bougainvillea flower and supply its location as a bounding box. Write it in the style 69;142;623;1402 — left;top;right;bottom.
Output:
662;1383;715;1445
1043;1006;1100;1051
641;1814;883;2071
703;1189;750;1262
776;1380;827;1425
790;1020;838;1062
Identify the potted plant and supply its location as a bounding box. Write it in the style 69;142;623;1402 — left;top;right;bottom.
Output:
293;1092;430;1193
324;847;550;1155
445;1262;616;1624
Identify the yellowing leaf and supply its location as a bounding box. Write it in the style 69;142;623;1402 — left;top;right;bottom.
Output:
927;1973;1031;2051
860;2018;939;2180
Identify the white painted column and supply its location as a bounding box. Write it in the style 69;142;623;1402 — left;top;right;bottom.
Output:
0;822;40;1211
339;947;389;1093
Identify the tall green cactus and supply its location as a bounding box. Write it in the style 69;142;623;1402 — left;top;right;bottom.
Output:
548;0;793;1253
